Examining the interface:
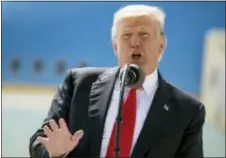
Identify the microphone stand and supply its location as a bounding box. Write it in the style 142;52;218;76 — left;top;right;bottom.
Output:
114;64;130;158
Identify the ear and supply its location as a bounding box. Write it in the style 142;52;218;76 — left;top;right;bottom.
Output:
158;35;167;62
159;35;167;53
112;39;118;55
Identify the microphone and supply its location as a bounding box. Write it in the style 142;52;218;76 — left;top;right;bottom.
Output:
120;64;145;88
114;64;145;158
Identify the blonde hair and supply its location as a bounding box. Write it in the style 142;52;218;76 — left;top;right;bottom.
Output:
111;4;166;40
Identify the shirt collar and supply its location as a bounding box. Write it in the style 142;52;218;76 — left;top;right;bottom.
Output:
142;68;158;98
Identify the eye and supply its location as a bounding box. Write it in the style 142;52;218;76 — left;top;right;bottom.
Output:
122;33;132;39
139;32;149;38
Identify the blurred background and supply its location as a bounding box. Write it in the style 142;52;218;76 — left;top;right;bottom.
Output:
1;1;225;157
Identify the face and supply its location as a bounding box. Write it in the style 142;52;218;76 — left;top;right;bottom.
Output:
113;15;166;75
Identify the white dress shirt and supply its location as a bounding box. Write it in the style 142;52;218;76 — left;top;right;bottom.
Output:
100;69;159;157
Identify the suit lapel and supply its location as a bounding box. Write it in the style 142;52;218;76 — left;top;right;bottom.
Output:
131;72;174;158
88;66;119;157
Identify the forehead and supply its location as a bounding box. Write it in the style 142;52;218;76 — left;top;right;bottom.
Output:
116;15;159;31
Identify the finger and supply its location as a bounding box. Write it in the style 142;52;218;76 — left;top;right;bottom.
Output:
72;130;84;141
69;131;84;151
43;125;53;138
36;136;48;145
59;118;68;131
49;119;59;132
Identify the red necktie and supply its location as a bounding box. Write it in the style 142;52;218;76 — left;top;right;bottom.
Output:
106;89;136;157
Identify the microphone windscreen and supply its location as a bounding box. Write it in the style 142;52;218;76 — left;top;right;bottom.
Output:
120;64;145;89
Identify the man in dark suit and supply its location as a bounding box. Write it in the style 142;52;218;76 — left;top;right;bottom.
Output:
29;4;205;158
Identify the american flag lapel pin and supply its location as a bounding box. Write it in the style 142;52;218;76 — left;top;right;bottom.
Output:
163;104;169;112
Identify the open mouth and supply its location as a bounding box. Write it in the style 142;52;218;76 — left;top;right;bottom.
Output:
132;53;141;60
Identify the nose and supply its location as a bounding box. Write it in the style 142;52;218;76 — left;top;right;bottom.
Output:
130;35;141;48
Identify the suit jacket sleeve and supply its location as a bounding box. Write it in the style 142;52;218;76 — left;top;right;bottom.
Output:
29;70;75;158
176;104;206;158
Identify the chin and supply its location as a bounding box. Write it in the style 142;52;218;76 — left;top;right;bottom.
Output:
121;60;143;67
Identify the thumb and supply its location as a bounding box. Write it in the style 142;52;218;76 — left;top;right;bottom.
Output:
72;130;84;141
69;130;84;149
